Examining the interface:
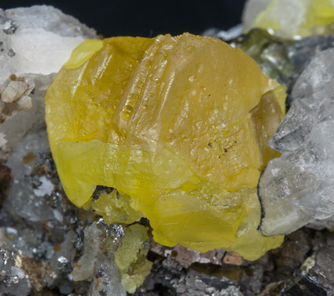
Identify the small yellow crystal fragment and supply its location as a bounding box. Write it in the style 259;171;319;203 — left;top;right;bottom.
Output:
45;33;285;260
91;188;142;224
114;224;152;293
246;0;334;39
63;39;103;69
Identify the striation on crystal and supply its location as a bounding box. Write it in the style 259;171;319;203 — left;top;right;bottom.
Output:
243;0;334;39
45;33;286;260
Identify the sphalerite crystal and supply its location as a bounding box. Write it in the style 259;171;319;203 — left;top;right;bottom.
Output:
243;0;334;39
45;33;286;260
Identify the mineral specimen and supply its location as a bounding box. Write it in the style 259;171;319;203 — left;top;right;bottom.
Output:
259;47;334;236
6;2;334;295
243;0;334;39
45;33;286;260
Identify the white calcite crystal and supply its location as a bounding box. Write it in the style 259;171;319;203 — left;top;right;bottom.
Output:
0;75;35;124
259;47;334;236
0;5;97;84
0;5;98;160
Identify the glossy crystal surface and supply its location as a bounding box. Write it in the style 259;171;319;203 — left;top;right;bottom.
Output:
45;34;285;260
259;47;334;236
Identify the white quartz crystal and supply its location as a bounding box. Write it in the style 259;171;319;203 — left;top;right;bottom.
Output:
1;81;28;103
259;48;334;236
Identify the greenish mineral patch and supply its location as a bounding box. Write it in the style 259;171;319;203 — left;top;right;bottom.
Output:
114;224;153;293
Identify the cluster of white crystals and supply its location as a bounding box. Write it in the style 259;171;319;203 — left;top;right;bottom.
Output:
0;5;97;160
242;0;313;38
259;47;334;236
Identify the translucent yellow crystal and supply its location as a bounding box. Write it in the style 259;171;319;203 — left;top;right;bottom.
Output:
45;33;285;260
91;189;142;224
247;0;334;39
63;39;103;69
114;224;152;293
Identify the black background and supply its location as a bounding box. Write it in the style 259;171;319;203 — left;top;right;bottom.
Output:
2;0;247;37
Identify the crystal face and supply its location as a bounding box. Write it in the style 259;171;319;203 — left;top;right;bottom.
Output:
259;47;334;236
243;0;334;39
45;33;286;260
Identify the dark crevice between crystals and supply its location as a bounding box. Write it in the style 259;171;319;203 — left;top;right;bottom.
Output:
257;164;267;235
0;164;11;208
153;283;176;296
92;185;115;200
282;277;327;296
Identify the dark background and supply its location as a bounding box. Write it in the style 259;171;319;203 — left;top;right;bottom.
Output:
2;0;247;37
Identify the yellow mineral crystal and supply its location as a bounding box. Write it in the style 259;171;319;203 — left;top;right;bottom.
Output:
114;224;153;293
45;33;286;260
244;0;334;39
